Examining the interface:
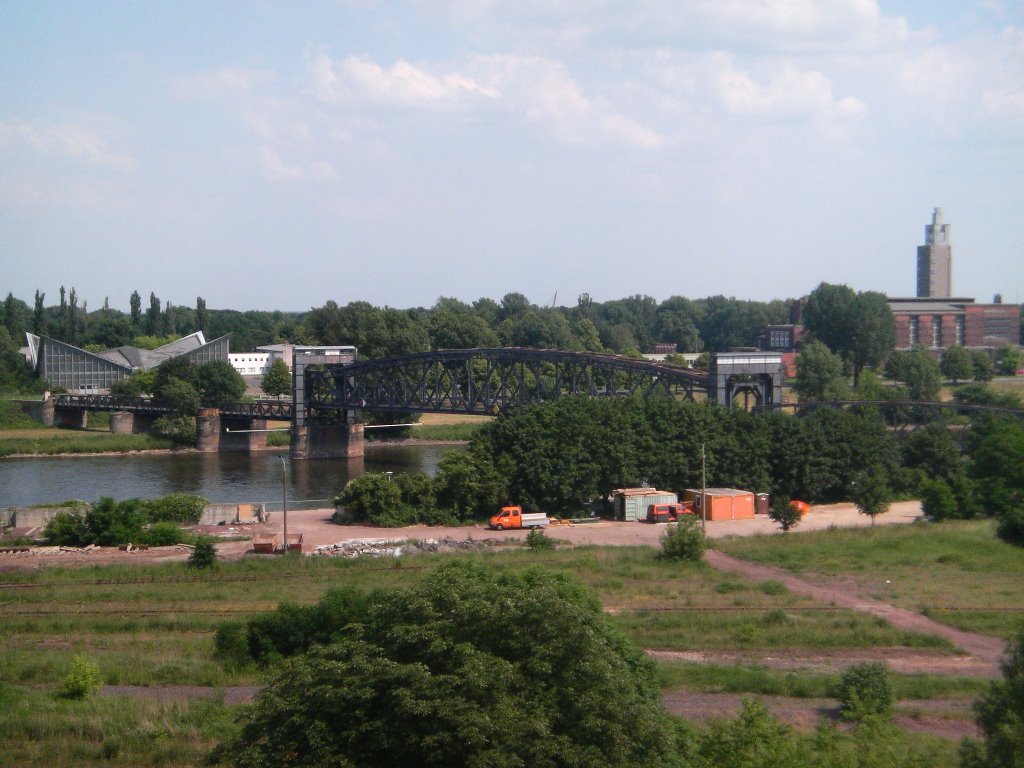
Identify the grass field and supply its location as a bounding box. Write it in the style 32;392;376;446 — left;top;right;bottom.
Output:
0;536;986;766
4;520;1017;765
715;519;1024;639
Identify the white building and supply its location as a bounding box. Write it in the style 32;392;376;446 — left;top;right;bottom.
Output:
228;352;271;376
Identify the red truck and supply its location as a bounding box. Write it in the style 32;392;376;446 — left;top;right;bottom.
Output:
644;502;694;523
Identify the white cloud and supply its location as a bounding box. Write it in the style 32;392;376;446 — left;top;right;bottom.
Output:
0;118;136;171
257;145;337;182
307;52;500;107
306;50;663;149
714;57;866;121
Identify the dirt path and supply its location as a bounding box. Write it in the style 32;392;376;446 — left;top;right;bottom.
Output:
660;690;979;740
646;647;997;678
703;549;1007;677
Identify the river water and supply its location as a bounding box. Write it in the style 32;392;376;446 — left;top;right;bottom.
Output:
0;445;456;508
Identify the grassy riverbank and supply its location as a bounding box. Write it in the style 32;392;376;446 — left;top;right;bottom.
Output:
0;428;175;457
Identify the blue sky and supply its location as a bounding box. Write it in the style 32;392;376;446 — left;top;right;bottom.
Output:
2;1;1022;312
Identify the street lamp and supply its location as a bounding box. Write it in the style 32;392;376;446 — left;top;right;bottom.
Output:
280;456;288;554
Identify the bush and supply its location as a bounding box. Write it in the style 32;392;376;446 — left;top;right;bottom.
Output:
961;629;1024;768
659;516;706;561
188;539;217;568
525;528;555;550
996;507;1024;547
836;662;894;721
44;511;90;546
141;521;184;547
919;478;958;521
144;493;206;524
62;656;102;700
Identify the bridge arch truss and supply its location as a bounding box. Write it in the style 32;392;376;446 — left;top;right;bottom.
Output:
305;348;712;416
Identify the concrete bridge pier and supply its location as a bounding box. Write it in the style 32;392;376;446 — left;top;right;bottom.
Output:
196;408;221;453
110;411;135;434
290;422;365;460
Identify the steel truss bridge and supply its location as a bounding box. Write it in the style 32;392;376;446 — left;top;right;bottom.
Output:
305;348;712;416
53;394;295;420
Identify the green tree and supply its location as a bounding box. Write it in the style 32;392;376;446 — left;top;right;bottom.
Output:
129;290;142;327
214;562;676;768
803;284;895;386
158;377;202;418
432;450;503;519
850;468;893;525
940;345;974;384
195;360;246;407
794;340;849;401
994;344;1023;376
960;630;1024;768
195;296;207;333
971;349;995;381
769;497;802;532
261;357;291;397
146;291;162;335
32;290;45;334
886;346;942;400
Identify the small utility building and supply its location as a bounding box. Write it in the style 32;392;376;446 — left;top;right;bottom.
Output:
682;488;755;521
611;488;678;522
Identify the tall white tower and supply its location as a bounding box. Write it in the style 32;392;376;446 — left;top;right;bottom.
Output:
916;207;952;298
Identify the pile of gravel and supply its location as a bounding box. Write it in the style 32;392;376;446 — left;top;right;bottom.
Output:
311;536;504;559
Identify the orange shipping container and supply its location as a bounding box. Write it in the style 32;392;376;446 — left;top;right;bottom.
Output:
682;488;756;521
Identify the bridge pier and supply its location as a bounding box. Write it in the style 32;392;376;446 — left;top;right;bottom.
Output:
290;422;364;460
110;411;134;434
196;408;221;453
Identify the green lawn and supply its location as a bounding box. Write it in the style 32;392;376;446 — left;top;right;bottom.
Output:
714;519;1024;639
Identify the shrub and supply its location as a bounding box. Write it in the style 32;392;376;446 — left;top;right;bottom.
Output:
919;478;958;521
836;662;894;721
996;507;1024;547
141;521;184;547
144;493;206;524
961;629;1024;768
188;539;217;569
44;511;89;546
62;656;102;699
659;516;706;561
525;528;555;550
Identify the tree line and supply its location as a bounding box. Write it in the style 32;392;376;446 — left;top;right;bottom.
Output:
336;393;1024;545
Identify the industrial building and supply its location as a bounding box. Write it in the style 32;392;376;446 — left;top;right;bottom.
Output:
24;331;231;393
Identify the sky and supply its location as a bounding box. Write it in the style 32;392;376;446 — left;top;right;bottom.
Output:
2;1;1023;313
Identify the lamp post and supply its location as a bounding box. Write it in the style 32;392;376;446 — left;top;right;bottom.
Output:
701;442;707;531
280;456;288;554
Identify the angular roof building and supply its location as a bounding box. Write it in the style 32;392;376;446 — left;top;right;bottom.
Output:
25;331;231;393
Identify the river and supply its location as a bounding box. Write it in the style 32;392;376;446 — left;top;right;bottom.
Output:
0;444;457;508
